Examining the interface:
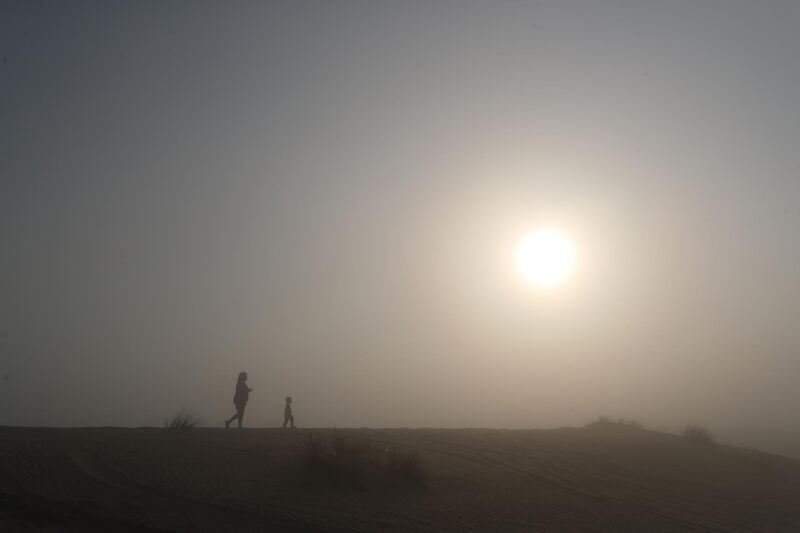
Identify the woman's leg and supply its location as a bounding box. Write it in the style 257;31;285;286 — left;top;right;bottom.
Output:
236;403;246;428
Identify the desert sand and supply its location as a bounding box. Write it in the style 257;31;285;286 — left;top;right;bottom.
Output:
2;425;800;532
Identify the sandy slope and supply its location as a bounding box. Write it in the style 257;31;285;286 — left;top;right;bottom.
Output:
2;425;800;532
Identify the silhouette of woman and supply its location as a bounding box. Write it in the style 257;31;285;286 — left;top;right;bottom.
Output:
225;372;252;429
283;396;294;429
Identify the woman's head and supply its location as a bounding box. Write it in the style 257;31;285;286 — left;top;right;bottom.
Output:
238;371;248;382
286;396;292;403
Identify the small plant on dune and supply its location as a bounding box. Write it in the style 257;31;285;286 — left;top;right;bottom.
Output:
681;424;715;445
303;429;426;491
385;449;426;487
585;416;644;429
305;429;372;489
331;428;373;456
586;415;614;427
164;412;199;430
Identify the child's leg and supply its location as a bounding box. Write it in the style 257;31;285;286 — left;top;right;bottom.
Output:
290;414;295;429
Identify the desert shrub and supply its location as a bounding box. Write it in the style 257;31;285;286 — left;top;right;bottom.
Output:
385;449;426;487
585;416;644;429
164;412;198;430
304;430;371;489
586;415;614;427
681;424;715;445
303;430;425;491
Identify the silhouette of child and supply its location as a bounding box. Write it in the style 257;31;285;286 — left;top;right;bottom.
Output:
225;372;252;429
283;396;294;428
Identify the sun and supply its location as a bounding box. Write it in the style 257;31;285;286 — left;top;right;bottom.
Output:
515;229;576;287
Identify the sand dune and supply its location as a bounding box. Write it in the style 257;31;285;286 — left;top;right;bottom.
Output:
2;425;800;532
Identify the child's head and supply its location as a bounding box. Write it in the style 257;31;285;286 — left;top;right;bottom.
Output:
238;371;248;382
285;396;292;404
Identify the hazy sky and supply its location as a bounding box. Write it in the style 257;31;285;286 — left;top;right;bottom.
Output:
2;1;800;430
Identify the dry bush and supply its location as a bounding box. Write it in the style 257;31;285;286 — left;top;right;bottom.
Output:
305;430;371;489
585;416;644;429
681;424;716;445
164;412;198;430
303;430;426;491
385;449;426;487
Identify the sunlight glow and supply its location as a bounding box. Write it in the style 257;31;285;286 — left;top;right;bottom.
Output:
515;230;576;288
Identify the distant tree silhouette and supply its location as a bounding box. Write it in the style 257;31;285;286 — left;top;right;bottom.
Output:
225;372;252;429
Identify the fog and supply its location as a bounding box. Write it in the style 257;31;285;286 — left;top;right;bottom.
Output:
2;1;800;437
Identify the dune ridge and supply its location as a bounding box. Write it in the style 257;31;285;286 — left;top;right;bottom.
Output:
2;425;800;532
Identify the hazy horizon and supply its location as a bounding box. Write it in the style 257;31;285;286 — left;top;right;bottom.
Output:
2;1;800;432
